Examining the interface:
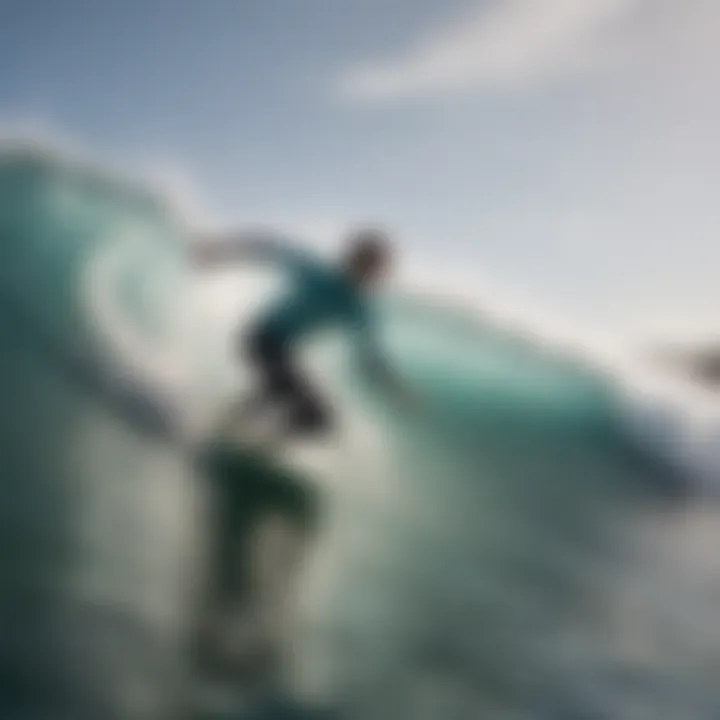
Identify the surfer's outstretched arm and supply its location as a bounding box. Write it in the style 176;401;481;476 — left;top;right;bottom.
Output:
191;230;322;277
353;310;425;412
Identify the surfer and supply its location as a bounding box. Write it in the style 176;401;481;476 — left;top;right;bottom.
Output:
192;226;420;445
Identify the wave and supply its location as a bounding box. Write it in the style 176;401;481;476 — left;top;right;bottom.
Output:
1;142;718;717
1;140;714;488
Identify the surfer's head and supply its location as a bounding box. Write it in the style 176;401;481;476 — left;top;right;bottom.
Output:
343;226;392;285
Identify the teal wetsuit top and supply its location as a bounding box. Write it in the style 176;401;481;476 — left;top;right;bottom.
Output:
251;241;380;362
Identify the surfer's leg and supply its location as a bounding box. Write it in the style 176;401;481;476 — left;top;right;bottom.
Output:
278;364;333;439
290;391;331;436
238;334;333;444
213;330;281;439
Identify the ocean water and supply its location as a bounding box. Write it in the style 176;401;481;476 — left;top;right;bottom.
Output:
1;144;720;719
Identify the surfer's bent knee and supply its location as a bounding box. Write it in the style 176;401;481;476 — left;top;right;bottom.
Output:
291;401;333;437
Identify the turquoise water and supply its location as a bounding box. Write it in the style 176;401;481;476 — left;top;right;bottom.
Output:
1;145;719;719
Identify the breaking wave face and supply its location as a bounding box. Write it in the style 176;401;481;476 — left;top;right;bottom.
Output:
2;144;720;719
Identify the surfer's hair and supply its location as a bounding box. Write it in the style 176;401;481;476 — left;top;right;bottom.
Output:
344;226;391;276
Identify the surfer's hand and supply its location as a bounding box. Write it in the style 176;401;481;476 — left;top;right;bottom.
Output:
361;354;428;414
190;239;225;267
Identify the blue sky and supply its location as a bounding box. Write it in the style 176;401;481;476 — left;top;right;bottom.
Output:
1;0;718;338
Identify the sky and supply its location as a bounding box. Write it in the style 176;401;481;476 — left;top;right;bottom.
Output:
1;0;719;339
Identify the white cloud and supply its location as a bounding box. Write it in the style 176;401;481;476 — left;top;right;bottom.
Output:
339;0;639;102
